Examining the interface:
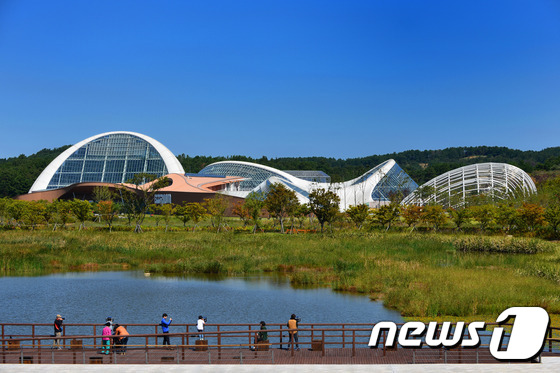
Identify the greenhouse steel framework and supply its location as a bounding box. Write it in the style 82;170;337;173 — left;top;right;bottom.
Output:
400;163;537;209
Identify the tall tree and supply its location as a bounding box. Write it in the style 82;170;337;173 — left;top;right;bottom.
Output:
308;188;340;233
264;183;299;233
119;173;171;233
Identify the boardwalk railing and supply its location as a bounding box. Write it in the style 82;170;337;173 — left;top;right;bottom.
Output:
1;322;559;364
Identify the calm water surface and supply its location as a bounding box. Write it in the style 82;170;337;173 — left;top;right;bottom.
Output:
1;271;402;325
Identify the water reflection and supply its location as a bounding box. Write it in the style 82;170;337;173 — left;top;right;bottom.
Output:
0;271;403;326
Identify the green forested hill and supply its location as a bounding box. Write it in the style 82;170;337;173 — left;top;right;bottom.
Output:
0;146;71;197
2;145;560;197
177;146;560;184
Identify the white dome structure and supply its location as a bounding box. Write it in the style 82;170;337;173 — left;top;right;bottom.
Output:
29;131;185;192
199;159;417;209
401;162;537;208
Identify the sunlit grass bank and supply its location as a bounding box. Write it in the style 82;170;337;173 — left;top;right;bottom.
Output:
1;230;559;319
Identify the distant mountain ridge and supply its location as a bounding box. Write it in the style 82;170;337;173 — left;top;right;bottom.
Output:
1;145;559;198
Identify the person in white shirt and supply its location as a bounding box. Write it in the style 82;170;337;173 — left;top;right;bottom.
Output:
197;315;206;340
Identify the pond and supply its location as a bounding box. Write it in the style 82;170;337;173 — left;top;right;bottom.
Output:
1;271;403;326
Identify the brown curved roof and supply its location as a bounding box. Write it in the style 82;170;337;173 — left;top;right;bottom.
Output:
16;174;244;202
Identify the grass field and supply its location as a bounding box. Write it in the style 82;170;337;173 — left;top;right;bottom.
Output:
1;226;559;322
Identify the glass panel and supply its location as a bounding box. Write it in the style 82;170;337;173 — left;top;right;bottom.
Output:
46;133;169;189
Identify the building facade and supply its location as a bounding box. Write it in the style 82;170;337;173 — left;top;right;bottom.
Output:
29;131;185;193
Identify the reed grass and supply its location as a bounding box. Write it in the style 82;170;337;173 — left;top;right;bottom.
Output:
1;230;559;318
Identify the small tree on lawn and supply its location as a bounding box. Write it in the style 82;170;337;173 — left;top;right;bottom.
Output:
40;200;57;227
23;201;44;230
264;183;299;233
7;199;27;227
294;203;311;229
174;203;190;227
544;204;560;236
401;205;423;231
0;197;10;224
494;203;519;233
52;200;73;230
374;203;400;231
232;200;250;226
448;206;470;231
71;199;93;231
470;204;496;232
421;205;446;231
308;188;340;233
185;202;206;232
345;204;370;230
159;203;175;232
517;203;545;233
98;200;119;232
119;173;171;233
245;191;266;233
204;194;229;232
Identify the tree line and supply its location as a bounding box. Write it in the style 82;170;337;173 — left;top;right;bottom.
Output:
1;174;559;239
2;145;560;198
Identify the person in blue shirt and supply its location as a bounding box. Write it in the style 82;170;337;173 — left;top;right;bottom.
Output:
161;313;172;347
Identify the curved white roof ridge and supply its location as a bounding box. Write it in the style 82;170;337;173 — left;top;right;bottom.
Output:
342;159;395;187
29;131;184;192
208;160;304;183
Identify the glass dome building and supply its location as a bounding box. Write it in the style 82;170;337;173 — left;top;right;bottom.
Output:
29;131;185;192
199;159;417;209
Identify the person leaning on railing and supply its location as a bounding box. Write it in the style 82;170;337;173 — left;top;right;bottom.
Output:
287;314;299;350
114;324;129;355
101;322;112;355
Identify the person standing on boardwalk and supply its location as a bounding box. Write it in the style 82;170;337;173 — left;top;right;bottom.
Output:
161;313;172;347
52;314;64;349
105;316;114;332
287;314;299;350
197;315;206;340
101;322;112;355
257;321;268;343
114;324;129;355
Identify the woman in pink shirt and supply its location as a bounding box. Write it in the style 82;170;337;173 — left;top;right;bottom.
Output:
102;322;112;355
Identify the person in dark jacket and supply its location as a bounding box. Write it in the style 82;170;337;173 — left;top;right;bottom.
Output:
257;321;268;342
53;314;64;349
161;313;172;347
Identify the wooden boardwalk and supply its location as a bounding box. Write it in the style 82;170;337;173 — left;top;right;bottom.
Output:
1;346;531;365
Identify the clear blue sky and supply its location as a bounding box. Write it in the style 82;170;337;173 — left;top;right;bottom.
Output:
1;0;559;159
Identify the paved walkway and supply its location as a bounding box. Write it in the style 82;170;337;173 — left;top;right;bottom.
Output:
1;358;560;373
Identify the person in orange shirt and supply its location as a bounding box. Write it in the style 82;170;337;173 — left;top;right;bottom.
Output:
287;314;299;350
114;324;129;355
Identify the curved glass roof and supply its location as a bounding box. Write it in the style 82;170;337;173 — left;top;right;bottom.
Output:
199;162;294;191
46;133;169;190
